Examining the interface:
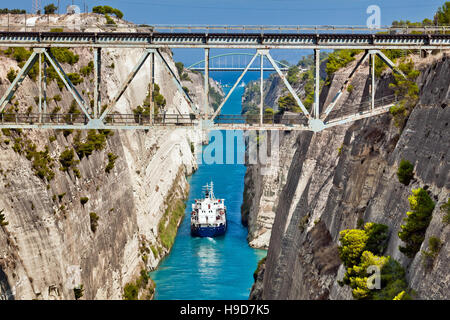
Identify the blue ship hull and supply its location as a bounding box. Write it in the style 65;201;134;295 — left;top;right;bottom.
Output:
191;223;226;237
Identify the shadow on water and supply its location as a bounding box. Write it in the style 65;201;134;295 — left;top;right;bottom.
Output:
150;72;267;300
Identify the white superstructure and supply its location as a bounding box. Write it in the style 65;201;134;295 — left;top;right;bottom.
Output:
191;182;226;229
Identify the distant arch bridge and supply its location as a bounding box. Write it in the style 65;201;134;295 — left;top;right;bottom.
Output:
186;53;293;72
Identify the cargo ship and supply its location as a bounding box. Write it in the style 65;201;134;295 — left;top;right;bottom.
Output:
191;182;226;237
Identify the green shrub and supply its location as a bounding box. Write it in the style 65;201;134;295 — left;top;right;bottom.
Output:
67;73;83;85
105;153;118;173
80;197;89;205
122;270;154;300
325;49;362;77
175;62;184;75
0;9;26;14
73;285;84;300
153;84;166;109
44;4;57;14
338;222;410;300
0;209;8;226
388;60;420;130
89;212;99;233
104;14;116;25
73;167;81;179
278;94;301;113
50;48;79;65
397;159;414;185
123;283;138;300
26;144;55;181
92;5;124;18
347;84;354;93
287;65;300;84
80;61;94;77
421;236;442;270
64;100;81;124
74;130;109;159
373;258;411;300
59;148;78;172
398;188;435;258
7;68;17;83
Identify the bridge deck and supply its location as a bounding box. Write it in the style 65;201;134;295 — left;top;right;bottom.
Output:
0;31;449;49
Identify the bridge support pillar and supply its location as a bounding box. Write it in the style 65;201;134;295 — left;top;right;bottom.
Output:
149;50;154;126
260;52;264;126
43;51;47;121
314;49;320;118
38;51;42;122
369;50;375;110
94;48;101;118
204;48;210;119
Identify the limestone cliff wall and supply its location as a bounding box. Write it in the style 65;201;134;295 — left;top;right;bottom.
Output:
247;52;449;299
0;14;221;300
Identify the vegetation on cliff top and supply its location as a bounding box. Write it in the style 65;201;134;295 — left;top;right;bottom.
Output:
92;5;124;19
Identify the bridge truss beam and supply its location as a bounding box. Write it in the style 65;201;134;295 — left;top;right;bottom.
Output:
0;29;441;132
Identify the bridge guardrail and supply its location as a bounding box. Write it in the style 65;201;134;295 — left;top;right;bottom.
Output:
0;20;449;34
0;112;200;126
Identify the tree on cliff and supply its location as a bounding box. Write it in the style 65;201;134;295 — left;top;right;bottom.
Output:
44;4;57;14
434;2;450;25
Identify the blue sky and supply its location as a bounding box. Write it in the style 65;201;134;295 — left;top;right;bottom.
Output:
8;0;446;25
4;0;447;64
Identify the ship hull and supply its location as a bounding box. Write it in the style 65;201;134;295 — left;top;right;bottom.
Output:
191;223;226;237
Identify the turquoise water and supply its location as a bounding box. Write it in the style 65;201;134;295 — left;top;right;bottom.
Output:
150;72;268;300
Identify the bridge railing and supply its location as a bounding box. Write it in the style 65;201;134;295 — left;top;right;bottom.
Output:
214;113;308;126
0;20;449;34
0;113;200;127
326;94;400;120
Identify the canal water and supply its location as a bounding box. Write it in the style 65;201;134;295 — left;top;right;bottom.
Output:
150;72;268;300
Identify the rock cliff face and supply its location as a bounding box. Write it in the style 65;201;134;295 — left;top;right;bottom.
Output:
246;51;449;299
0;14;221;300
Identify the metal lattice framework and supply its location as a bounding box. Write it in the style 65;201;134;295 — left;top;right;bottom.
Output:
186;53;292;72
0;27;449;132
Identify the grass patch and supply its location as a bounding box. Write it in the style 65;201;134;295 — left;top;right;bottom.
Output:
158;200;186;249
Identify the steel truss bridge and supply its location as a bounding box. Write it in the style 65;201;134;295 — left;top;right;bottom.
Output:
186;53;291;72
0;25;449;132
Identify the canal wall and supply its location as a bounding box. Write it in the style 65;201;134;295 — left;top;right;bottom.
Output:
245;51;450;299
0;14;222;300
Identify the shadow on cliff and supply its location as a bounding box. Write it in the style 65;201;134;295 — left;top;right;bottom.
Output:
0;267;14;300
